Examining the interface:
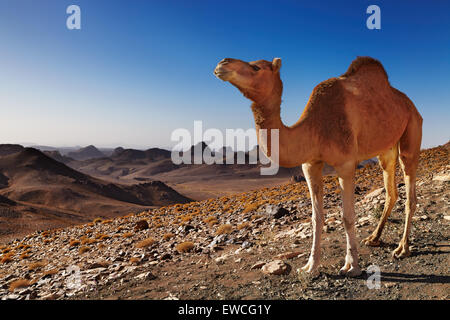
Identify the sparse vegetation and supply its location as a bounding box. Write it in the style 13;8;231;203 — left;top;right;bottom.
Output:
79;246;90;254
136;238;156;248
163;233;175;240
69;239;81;247
176;241;194;253
93;218;103;224
216;224;233;235
28;260;47;271
9;279;32;292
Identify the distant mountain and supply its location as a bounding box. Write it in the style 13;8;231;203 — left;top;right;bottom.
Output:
67;145;106;160
111;147;171;163
0;144;24;156
43;150;74;164
0;148;191;240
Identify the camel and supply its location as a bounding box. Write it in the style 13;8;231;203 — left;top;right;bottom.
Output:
214;56;422;276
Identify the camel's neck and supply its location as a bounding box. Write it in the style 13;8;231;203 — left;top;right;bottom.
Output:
250;84;317;167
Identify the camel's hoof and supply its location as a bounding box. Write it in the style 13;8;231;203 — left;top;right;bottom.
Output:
362;235;381;247
299;261;320;277
392;245;410;259
339;263;362;277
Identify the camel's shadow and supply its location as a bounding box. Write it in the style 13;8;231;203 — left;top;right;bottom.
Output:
377;272;450;285
325;271;450;285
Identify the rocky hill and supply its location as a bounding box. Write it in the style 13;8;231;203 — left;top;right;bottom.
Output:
0;143;448;300
0;148;191;241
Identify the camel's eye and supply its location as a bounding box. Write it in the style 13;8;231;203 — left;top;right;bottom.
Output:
251;65;260;71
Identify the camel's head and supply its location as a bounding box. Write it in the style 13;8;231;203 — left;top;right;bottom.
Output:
214;58;282;102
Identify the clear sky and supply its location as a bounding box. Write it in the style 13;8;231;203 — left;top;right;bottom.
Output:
0;0;449;149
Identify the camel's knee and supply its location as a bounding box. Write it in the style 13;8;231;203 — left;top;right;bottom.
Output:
342;215;355;230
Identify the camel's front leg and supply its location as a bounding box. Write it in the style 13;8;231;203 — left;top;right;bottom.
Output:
336;162;362;277
300;162;324;276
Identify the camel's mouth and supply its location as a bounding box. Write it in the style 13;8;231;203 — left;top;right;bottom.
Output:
214;67;233;81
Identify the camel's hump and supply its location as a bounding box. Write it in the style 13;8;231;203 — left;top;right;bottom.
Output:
342;56;389;80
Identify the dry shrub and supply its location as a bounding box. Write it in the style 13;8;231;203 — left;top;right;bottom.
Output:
136;238;156;249
163;233;174;241
69;239;81;247
203;216;218;226
129;257;140;264
98;243;106;250
79;246;90;254
1;252;14;264
16;243;31;250
95;233;110;241
93;218;103;224
42;231;51;238
28;260;47;271
216;224;233;235
242;203;259;214
176;242;194;253
251;214;264;221
122;232;133;238
9;279;31;292
20;251;31;260
180;215;192;223
2;247;12;254
237;222;250;230
42;269;58;277
101;219;113;225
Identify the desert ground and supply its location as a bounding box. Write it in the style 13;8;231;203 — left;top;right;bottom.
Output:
0;142;448;300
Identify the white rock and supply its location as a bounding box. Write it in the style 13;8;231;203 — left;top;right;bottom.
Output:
364;188;384;200
261;260;290;275
433;174;450;182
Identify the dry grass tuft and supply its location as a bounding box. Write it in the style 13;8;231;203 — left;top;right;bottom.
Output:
237;222;251;230
1;252;14;264
69;239;81;247
203;216;218;226
28;260;47;271
129;257;140;264
216;224;233;235
9;279;31;292
163;233;175;241
93;217;103;224
95;233;110;241
136;238;156;249
79;246;90;254
122;232;134;238
176;241;195;253
242;203;259;214
42;268;59;277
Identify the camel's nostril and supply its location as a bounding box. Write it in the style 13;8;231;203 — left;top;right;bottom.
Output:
220;58;233;65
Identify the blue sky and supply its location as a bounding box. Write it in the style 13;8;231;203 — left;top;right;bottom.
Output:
0;0;448;149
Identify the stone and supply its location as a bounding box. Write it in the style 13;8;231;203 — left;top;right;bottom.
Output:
134;272;156;281
433;174;450;182
250;261;266;270
160;253;172;260
274;251;306;260
364;188;384;200
134;219;149;231
266;205;290;219
184;225;195;233
261;260;290;275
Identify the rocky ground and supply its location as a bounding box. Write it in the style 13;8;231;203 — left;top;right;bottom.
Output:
0;143;448;300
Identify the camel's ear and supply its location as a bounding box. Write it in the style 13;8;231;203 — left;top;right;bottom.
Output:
272;58;282;73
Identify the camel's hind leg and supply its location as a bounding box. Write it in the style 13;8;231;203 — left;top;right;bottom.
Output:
362;145;399;246
392;115;422;258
